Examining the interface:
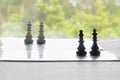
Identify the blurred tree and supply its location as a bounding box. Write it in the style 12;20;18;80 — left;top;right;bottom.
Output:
0;0;120;38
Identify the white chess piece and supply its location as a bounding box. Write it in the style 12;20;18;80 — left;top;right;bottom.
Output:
0;40;2;46
0;40;3;58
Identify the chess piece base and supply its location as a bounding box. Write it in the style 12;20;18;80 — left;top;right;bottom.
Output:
76;51;86;56
90;51;100;56
24;39;33;44
37;40;45;44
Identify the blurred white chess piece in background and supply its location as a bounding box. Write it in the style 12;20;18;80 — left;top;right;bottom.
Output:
0;40;3;46
0;39;3;58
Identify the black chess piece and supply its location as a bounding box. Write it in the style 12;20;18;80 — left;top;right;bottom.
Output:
90;28;100;56
24;21;33;44
37;22;46;44
76;30;86;56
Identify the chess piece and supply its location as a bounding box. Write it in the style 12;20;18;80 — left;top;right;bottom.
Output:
37;22;46;44
0;40;3;58
76;30;86;56
24;21;33;44
90;28;100;56
0;40;3;47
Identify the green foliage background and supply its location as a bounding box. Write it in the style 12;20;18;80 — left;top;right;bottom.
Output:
0;0;120;38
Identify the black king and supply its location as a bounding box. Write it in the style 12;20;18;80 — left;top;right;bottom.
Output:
90;28;100;56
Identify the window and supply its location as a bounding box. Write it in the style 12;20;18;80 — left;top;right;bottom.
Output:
0;0;120;38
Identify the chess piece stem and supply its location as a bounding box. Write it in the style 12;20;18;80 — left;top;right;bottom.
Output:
37;22;46;44
90;28;100;56
76;30;86;56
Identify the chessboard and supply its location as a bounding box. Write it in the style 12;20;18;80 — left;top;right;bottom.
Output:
0;38;119;62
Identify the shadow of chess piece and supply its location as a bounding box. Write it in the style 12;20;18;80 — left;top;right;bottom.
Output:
90;28;100;56
37;22;46;44
25;44;32;59
90;56;100;60
37;44;45;58
76;30;87;56
24;21;33;44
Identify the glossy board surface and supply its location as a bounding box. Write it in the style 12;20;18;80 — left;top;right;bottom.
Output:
0;38;119;61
